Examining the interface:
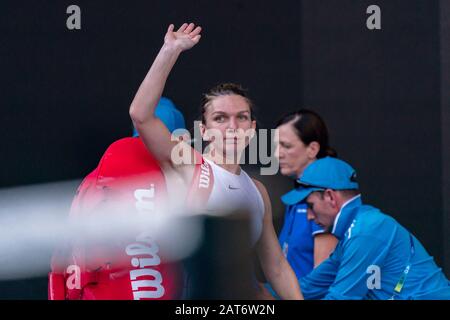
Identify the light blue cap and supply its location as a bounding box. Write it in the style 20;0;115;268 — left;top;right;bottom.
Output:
132;97;186;136
281;157;359;205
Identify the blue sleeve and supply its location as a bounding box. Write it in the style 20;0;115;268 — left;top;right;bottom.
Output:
173;109;186;130
310;220;325;236
323;235;388;300
277;206;291;245
299;245;341;299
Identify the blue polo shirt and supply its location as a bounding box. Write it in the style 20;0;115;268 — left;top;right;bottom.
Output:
278;203;324;279
299;195;450;300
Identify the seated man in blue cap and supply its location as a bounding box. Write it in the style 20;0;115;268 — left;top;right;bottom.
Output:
282;157;450;300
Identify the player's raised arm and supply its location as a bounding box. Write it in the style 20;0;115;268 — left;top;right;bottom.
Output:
129;23;202;168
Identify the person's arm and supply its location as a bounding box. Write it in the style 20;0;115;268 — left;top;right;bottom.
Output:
299;244;341;300
322;235;389;300
313;233;338;267
253;179;303;300
255;282;276;300
129;23;202;169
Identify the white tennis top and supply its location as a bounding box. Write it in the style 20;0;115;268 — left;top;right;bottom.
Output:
204;158;265;246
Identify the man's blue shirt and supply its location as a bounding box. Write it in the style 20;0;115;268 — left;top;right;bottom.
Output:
300;195;450;300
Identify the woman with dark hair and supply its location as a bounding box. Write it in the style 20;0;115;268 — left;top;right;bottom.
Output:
260;109;338;298
129;22;301;299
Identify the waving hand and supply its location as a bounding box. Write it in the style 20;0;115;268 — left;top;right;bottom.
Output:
164;23;202;52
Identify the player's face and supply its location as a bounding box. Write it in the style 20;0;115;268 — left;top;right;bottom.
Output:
305;191;338;231
202;94;256;157
275;123;314;178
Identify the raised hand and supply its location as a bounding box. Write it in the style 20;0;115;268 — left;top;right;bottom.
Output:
164;23;202;52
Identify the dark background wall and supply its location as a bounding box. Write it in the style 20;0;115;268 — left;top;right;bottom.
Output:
299;0;445;272
440;0;450;283
0;0;447;298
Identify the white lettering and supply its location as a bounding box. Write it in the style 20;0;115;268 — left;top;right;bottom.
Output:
127;231;164;299
126;242;159;258
198;163;210;189
366;264;381;289
65;264;81;290
66;5;81;30
134;184;155;213
133;289;164;300
366;5;381;30
176;305;210;317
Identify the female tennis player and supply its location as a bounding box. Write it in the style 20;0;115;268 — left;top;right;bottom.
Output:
129;22;301;299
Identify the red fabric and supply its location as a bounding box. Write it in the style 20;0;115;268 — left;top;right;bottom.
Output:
49;137;183;300
48;272;65;300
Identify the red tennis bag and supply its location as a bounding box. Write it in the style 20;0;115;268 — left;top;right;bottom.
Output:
48;137;212;300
